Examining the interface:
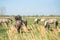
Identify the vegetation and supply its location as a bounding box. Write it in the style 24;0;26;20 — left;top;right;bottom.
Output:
0;16;60;40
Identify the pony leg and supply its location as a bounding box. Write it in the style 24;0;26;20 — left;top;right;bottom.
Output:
17;26;21;33
6;22;9;27
0;23;2;27
48;25;50;30
55;21;58;29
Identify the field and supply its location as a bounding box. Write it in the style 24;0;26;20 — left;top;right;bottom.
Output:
0;16;60;40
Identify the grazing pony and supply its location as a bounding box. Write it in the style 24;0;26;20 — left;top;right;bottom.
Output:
44;19;58;29
14;15;29;33
34;18;40;24
0;18;13;26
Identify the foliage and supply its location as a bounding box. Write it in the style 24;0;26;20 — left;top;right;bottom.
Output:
0;16;60;40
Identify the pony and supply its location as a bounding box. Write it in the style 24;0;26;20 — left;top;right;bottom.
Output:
0;18;13;26
34;18;40;24
44;19;58;29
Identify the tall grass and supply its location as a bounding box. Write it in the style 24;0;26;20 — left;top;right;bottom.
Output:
7;26;20;40
0;16;60;40
0;37;4;40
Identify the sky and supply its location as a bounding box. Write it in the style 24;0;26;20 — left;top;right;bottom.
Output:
0;0;60;16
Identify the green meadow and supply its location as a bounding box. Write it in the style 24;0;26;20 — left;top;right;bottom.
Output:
0;16;60;40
